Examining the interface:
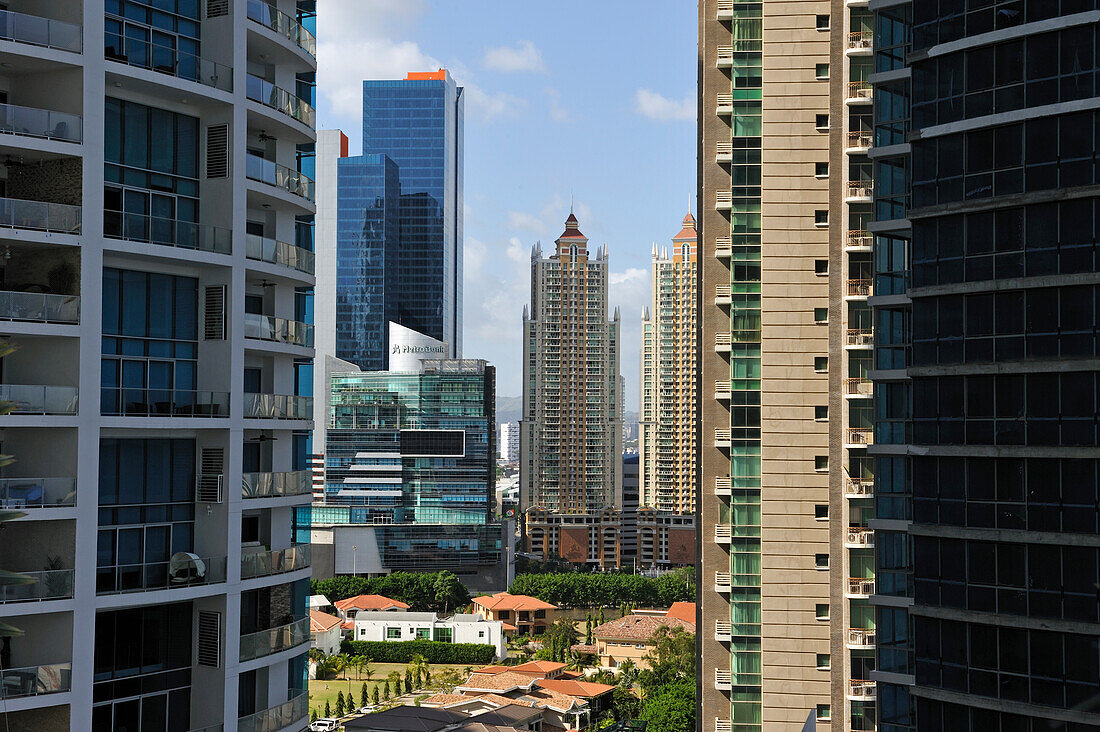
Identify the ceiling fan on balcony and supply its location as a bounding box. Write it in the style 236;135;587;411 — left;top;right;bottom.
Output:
257;130;276;143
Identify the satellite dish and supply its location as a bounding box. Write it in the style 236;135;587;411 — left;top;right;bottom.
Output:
169;552;207;584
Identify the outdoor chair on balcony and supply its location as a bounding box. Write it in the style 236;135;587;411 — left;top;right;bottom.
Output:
168;552;207;585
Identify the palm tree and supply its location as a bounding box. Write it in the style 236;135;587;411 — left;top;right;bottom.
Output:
407;653;428;689
359;657;375;684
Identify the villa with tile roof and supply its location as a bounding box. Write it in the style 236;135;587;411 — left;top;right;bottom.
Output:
470;592;557;636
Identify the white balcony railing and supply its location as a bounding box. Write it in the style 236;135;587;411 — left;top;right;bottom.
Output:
847;428;874;446
846;527;875;547
848;627;876;647
847;80;873;102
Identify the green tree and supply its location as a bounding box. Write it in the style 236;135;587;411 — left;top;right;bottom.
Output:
360;682;369;708
597;607;605;625
585;613;593;644
382;681;390;700
405;669;414;692
638;626;695;693
310;709;318;723
324;701;331;718
616;659;640;688
371;685;379;704
336;691;345;716
637;681;694;732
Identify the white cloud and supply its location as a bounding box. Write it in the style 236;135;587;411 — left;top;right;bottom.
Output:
483;41;546;73
506;211;547;233
463;84;529;122
633;88;696;121
544;87;571;123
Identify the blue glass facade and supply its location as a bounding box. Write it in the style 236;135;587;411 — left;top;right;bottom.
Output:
333;73;463;369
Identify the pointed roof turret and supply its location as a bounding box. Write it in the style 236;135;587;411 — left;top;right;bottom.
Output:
558;212;586;241
673;211;697;243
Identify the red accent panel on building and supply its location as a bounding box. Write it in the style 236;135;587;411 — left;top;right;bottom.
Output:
406;69;449;81
559;527;589;563
667;528;696;565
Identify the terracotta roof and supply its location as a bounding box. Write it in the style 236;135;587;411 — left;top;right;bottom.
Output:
333;594;410;612
460;694;536;709
473;665;512;675
558;670;585;680
501;622;518;632
665;601;696;625
557;213;586;241
673;212;697;242
514;687;584;713
471;592;556;612
457;672;538;693
535;678;615;698
592;613;693;642
309;610;341;633
510;660;566;675
570;643;598;655
421;693;468;707
341;620;354;631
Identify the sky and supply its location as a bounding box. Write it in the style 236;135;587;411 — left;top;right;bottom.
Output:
315;0;697;410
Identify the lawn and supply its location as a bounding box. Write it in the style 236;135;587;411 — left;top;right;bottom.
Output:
308;663;475;718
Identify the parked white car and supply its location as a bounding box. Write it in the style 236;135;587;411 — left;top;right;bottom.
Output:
310;719;338;732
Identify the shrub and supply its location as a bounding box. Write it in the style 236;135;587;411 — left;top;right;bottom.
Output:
311;571;470;613
340;639;496;665
508;568;695;608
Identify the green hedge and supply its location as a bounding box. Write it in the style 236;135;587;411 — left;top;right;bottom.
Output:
340;639;496;665
310;571;470;614
508;568;695;608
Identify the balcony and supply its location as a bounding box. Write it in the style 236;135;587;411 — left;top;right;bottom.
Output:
847;428;874;447
238;689;308;732
846;527;874;548
714;572;731;592
845;479;874;497
715;332;732;353
716;93;733;116
715;236;732;258
846;377;872;398
714;524;732;544
0;291;78;324
714;285;732;306
715;721;732;732
714;669;732;691
104;211;231;255
0;196;80;234
848;679;877;700
848;627;876;649
715;191;733;210
714;621;732;642
240;544;311;580
715;477;731;496
0;103;81;143
847;30;873;54
0;662;71;700
846;80;873;104
0;385;77;415
101;388;229;417
246;153;315;202
714;380;732;401
846;130;873;153
246;234;315;275
0;477;76;509
105;34;231;92
0;569;73;603
0;9;81;53
242;470;312;499
244;314;314;348
847;577;875;598
714;429;731;448
716;0;735;18
846;329;873;348
239;616;309;662
715;141;732;164
716;46;733;68
97;554;228;595
243;393;312;420
246;0;316;58
846;180;873;202
846;229;872;251
848;278;872;298
246;74;316;129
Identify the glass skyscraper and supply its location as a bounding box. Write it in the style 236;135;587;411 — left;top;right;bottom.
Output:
333;70;463;370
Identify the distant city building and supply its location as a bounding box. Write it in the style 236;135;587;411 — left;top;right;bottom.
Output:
619;454;640;566
520;212;623;547
498;421;520;462
639;213;698;515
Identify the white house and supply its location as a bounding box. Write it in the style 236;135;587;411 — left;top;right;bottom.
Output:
352;611;506;659
310;610;344;658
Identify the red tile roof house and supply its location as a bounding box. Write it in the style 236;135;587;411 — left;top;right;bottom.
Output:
332;594;410;623
309;610;343;658
590;604;696;671
470;593;557;637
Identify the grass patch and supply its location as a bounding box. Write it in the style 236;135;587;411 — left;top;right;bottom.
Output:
308;663;475;718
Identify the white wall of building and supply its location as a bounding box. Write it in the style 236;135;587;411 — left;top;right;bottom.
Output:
353;611;506;659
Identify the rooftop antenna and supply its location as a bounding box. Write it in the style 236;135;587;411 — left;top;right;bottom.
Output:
570;190;574;215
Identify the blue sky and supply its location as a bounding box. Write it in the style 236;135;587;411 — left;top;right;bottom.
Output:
316;0;696;409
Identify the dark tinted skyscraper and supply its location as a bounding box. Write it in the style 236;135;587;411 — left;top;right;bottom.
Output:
871;4;1100;730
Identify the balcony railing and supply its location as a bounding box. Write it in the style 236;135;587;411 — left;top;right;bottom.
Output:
105;35;231;92
246;73;316;129
715;191;733;208
715;236;732;257
848;278;872;297
847;229;872;249
0;9;81;52
101;388;229;417
716;93;733;112
97;555;227;594
0;196;81;234
847;80;873;102
242;470;312;499
847;181;873;199
0;662;71;699
847;527;875;546
246;153;315;202
0;291;79;324
846;478;874;496
104;210;232;254
714;524;732;542
240;544;311;580
715;332;732;348
0;477;76;508
714;669;732;690
715;720;732;732
243;393;312;420
848;627;876;647
847;329;874;347
0;102;81;142
0;385;77;415
847;428;874;446
848;577;875;596
0;569;73;602
714;429;731;446
848;30;873;51
715;620;732;641
238;689;308;732
244;313;314;348
246;0;316;57
849;679;877;699
245;234;315;275
239;616;309;662
847;130;873;150
714;572;732;591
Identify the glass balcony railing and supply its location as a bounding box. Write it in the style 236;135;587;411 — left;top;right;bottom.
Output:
246;73;316;128
0;196;81;234
245;234;315;275
244;313;314;348
101;388;229;417
246;0;316;58
0;9;81;52
105;34;232;92
246;153;314;202
0;477;76;508
242;470;312;499
0;569;73;602
239;616;309;662
0;385;78;415
0;102;81;142
243;393;312;420
0;291;79;324
97;554;228;594
238;689;308;732
0;662;72;699
104;210;231;254
240;544;311;580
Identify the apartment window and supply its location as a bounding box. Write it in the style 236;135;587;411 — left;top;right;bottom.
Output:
816;114;830;130
815;406;828;421
815;162;829;178
815;456;829;472
814;308;829;324
415;628;430;639
814;260;829;276
386;627;401;640
814;356;829;372
817;704;832;720
815;554;830;569
815;504;829;520
815;63;830;80
816;14;830;30
433;627;454;643
814;210;829;226
105;1;203;83
817;654;831;670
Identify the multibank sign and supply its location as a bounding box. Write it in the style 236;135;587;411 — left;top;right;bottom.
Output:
388;321;450;371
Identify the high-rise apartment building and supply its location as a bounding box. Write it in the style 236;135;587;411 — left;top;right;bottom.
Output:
499;421;520;462
520;212;623;552
640;212;698;515
699;0;875;729
0;2;317;730
870;4;1100;730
